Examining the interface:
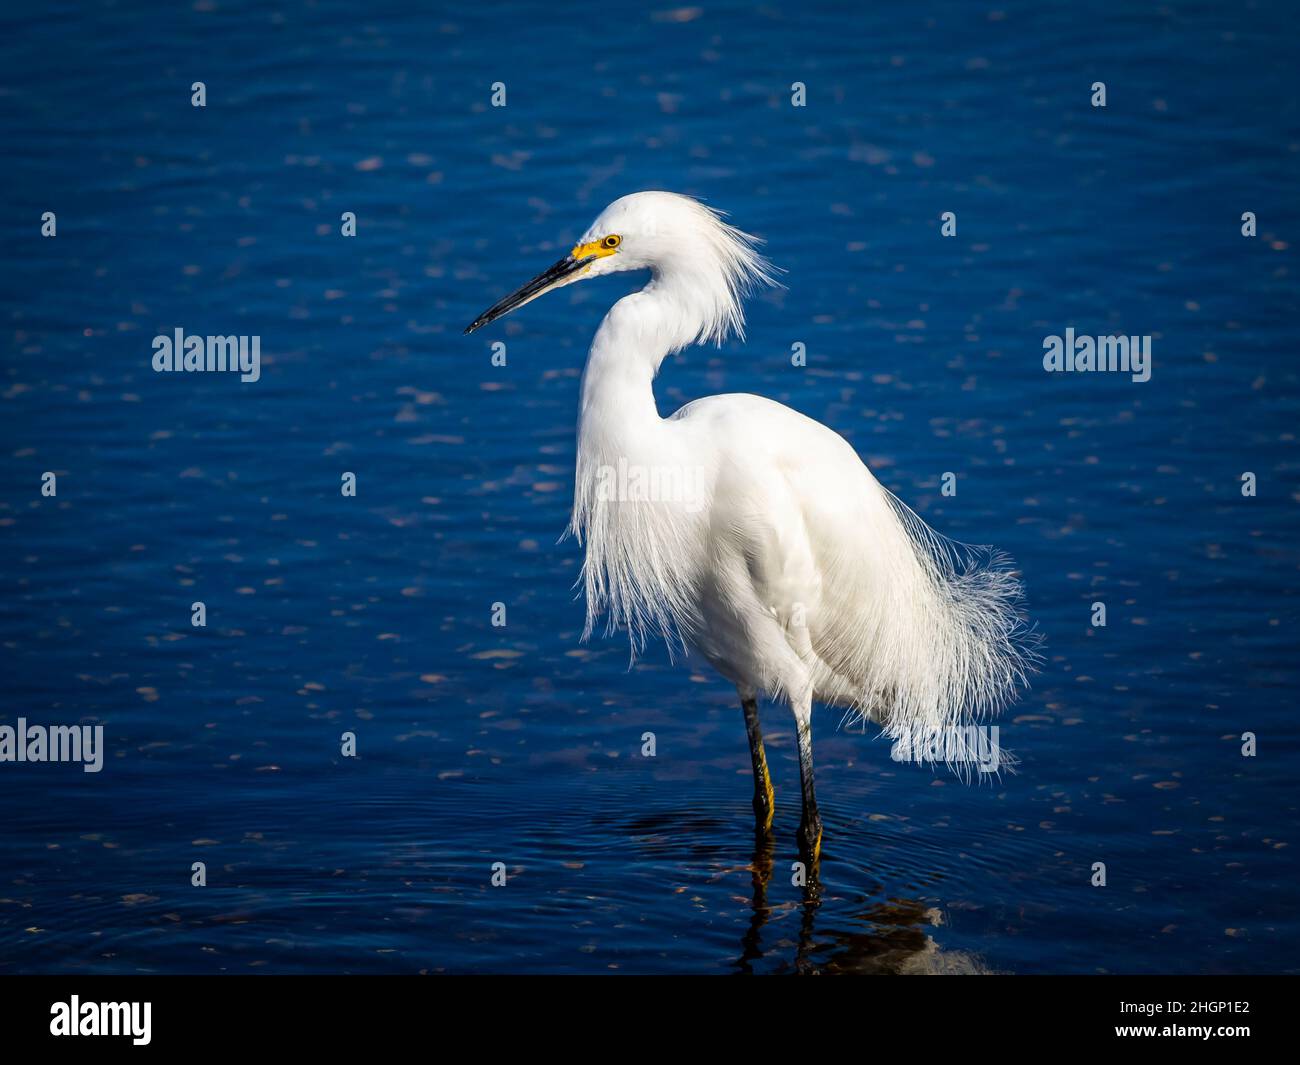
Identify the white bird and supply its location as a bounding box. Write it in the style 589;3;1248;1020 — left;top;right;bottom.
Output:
467;191;1034;864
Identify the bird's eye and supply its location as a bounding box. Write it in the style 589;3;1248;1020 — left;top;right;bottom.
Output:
602;235;621;249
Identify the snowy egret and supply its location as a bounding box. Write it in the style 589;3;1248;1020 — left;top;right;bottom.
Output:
466;192;1034;864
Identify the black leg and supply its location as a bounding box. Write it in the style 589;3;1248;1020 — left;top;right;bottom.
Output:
795;710;822;868
741;695;775;834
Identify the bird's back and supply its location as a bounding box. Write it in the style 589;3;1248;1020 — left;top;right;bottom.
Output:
669;392;1034;749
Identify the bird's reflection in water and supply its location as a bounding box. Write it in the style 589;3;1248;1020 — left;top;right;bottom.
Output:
733;832;992;976
736;828;776;973
617;808;992;975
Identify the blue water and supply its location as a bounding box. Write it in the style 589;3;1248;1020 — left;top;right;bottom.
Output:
1;0;1297;974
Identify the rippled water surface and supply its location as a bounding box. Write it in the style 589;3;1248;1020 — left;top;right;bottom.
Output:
1;0;1297;974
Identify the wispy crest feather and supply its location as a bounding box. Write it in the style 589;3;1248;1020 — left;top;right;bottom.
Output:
676;199;781;345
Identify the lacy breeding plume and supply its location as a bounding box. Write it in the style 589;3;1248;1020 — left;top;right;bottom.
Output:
466;191;1036;865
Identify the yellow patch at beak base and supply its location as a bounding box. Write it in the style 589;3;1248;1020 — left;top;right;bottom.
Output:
571;238;620;261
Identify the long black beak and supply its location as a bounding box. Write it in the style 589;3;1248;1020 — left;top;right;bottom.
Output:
464;253;595;334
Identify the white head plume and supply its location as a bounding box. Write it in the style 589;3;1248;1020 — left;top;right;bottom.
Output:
576;191;780;347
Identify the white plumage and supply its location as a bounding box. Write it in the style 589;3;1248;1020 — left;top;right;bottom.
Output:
467;190;1035;859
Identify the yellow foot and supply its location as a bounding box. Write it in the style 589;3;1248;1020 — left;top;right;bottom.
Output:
753;780;775;833
798;819;822;866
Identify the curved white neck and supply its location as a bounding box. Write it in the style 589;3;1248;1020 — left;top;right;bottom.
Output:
577;274;710;446
567;276;711;645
